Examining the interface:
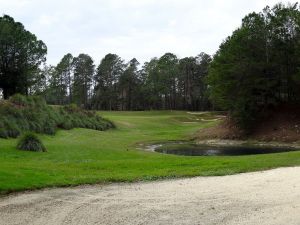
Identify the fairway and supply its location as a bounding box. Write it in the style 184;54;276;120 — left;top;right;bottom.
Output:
1;111;300;194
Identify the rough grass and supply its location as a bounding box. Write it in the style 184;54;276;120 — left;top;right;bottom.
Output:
0;94;114;138
1;111;300;194
17;132;46;152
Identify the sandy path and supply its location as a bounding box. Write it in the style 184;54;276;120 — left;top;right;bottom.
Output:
1;167;300;225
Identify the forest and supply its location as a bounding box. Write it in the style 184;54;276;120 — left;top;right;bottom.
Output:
1;3;300;131
0;14;212;111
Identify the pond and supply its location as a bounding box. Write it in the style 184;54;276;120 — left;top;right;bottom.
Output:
153;142;299;156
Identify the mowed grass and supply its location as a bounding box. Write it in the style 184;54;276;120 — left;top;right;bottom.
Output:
1;111;300;194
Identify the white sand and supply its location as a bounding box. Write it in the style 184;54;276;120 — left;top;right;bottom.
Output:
1;167;300;225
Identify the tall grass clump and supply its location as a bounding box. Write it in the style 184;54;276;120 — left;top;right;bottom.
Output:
0;94;114;138
17;132;46;152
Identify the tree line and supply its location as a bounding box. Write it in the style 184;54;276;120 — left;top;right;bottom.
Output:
0;15;212;111
41;52;211;111
208;2;300;130
2;3;300;131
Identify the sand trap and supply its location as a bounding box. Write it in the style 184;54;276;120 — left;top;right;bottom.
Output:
1;167;300;225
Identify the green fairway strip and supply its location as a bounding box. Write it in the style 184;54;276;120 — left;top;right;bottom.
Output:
1;111;300;194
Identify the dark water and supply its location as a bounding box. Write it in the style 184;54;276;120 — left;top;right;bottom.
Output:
155;144;298;156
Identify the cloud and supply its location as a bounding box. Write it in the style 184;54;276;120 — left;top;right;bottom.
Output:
0;0;297;65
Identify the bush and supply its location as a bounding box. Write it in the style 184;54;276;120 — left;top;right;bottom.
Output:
0;94;114;138
0;128;8;138
9;94;28;106
17;132;46;152
43;120;56;135
59;120;73;130
5;121;21;138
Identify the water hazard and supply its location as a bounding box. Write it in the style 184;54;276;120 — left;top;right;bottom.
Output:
153;143;298;156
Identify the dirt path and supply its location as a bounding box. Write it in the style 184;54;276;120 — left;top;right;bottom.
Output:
1;167;300;225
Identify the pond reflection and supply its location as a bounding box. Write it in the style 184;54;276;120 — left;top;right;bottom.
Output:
154;143;298;156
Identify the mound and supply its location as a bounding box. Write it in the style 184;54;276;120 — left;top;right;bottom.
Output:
196;105;300;142
0;94;114;138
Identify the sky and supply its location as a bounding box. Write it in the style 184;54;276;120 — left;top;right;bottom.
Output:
0;0;297;65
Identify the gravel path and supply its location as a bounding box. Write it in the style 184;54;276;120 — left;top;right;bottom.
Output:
1;167;300;225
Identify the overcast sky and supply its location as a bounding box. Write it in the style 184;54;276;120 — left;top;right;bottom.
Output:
1;0;297;65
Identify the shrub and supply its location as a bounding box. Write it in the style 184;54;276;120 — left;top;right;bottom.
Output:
17;132;46;152
59;120;73;130
0;94;114;138
9;94;28;106
0;128;8;138
5;121;21;138
43;120;56;135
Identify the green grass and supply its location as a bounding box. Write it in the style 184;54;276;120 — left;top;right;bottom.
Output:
1;110;300;194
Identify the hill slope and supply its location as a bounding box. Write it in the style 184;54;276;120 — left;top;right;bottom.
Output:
0;94;114;138
196;106;300;142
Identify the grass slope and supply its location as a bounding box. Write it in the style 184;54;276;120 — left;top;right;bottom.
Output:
1;111;300;194
0;94;114;138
